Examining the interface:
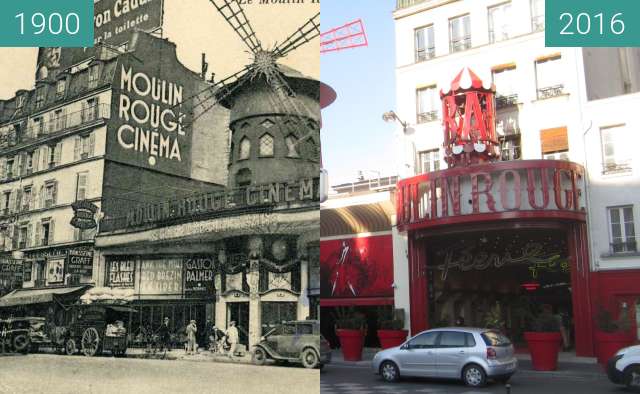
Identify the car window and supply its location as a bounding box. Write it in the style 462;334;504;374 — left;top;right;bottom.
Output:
438;331;467;347
297;324;313;335
408;331;439;349
481;331;512;346
282;324;296;335
465;333;476;347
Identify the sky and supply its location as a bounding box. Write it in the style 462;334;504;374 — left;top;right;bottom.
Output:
321;0;397;185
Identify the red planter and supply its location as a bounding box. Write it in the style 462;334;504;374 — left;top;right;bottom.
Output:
377;329;408;349
336;329;364;361
594;331;634;365
524;331;562;371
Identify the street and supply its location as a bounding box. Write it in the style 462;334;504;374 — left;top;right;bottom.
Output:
0;354;319;394
320;363;625;394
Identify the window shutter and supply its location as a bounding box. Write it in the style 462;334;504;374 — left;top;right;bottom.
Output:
26;223;32;248
74;136;81;161
38;185;44;209
73;228;79;242
77;173;87;200
52;181;58;205
89;132;95;157
41;146;48;169
15;189;22;211
54;142;62;164
32;149;39;172
34;223;41;247
11;224;18;249
8;191;16;213
48;220;55;245
16;153;23;176
0;157;6;179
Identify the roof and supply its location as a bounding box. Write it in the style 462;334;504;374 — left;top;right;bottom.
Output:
0;286;89;308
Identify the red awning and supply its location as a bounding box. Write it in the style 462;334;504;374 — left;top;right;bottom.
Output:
320;297;394;307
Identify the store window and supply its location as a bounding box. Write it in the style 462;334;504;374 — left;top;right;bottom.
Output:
239;137;251;160
601;125;632;174
449;14;471;53
261;302;298;335
608;206;636;253
492;65;518;107
416;86;439;123
531;0;545;32
415;25;435;62
259;133;274;157
488;2;513;43
285;134;299;158
418;149;440;174
535;55;564;99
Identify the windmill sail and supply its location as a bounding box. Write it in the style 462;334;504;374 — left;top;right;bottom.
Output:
273;12;321;59
209;0;262;53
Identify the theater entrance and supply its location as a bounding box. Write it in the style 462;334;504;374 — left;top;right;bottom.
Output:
426;228;573;349
227;302;249;346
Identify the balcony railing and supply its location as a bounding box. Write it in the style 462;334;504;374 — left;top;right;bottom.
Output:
610;238;638;254
496;94;519;109
532;16;545;32
450;36;472;53
415;47;436;62
396;0;428;10
603;160;632;174
417;111;439;124
537;84;565;99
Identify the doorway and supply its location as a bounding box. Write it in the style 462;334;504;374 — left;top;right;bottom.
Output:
226;302;250;346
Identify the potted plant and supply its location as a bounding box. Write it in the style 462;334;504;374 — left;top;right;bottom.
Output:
334;307;366;361
376;307;408;349
594;304;634;365
524;306;562;371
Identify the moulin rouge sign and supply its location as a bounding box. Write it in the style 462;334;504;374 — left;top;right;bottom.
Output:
397;161;585;227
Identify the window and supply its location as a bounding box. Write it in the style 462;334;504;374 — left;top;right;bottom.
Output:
500;135;521;161
22;187;32;211
488;2;513;43
48;142;62;167
259;133;274;157
76;172;88;201
482;331;512;346
18;224;29;249
239;137;251;160
601;125;632;173
55;79;66;100
75;133;95;161
88;65;101;89
82;98;98;123
416;86;439;123
492;66;518;106
6;158;14;178
439;331;468;347
35;87;46;109
535;55;564;99
415;25;435;62
495;108;520;136
25;151;36;174
52;109;65;132
449;14;471;53
544;151;569;160
285;135;299;158
44;182;57;208
39;220;53;247
531;0;545;32
2;191;10;214
408;331;439;349
608;206;636;253
32;116;44;136
418;149;440;173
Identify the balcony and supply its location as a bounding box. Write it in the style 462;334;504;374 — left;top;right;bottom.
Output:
537;84;565;100
450;37;472;53
496;94;519;109
415;47;435;62
417;111;439;124
396;0;428;10
603;160;632;175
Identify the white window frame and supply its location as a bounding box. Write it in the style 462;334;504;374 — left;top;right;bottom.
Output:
449;14;471;53
530;0;545;32
416;86;439;123
535;56;564;98
415;24;435;62
601;125;632;174
418;149;440;174
488;2;513;43
607;205;637;253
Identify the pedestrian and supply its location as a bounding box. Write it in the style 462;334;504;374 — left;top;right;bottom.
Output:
158;317;172;352
204;319;214;351
186;320;198;355
226;320;239;358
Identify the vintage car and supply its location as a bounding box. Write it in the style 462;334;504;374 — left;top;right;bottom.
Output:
63;304;137;357
0;317;33;353
252;320;330;369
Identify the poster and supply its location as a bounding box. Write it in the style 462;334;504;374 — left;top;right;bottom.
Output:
138;258;182;295
106;257;136;288
45;257;66;285
67;249;94;276
184;256;216;298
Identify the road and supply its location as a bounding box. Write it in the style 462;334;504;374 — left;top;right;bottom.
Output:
0;354;319;394
320;363;623;394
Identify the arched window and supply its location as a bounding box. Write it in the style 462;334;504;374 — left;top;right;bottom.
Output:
259;133;274;157
239;137;251;160
236;168;252;187
285;134;299;158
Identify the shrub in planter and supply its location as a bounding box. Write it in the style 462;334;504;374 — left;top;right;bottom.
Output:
334;307;366;361
524;309;562;371
594;305;634;365
377;307;408;349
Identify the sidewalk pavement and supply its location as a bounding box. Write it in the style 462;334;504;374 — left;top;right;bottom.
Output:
329;348;605;377
126;347;254;365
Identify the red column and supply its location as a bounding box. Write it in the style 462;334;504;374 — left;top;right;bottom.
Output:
408;234;428;336
567;222;594;357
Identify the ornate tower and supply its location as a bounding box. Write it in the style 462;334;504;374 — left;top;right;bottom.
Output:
440;68;500;168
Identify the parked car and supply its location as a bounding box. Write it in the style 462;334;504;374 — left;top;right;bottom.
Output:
252;320;330;369
0;317;32;353
607;344;640;392
372;327;517;387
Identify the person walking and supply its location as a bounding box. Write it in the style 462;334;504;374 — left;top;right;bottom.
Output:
158;317;172;352
204;319;214;351
186;320;198;355
226;321;239;359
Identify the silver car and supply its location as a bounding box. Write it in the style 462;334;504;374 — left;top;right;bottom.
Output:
372;327;517;387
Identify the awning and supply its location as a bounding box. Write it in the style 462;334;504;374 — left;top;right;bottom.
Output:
0;286;89;308
321;200;395;238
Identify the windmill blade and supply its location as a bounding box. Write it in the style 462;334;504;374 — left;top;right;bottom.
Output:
209;0;262;53
273;12;320;59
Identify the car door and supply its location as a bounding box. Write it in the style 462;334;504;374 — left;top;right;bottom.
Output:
434;331;472;378
277;323;297;356
395;331;440;377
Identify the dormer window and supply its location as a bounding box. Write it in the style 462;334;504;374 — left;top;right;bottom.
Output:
35;87;46;109
55;79;66;100
88;64;101;89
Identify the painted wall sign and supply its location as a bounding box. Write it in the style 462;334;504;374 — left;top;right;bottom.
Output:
45;258;65;285
70;200;98;230
320;235;394;299
138;258;182;295
184;256;215;298
67;249;94;276
0;259;23;285
107;257;136;287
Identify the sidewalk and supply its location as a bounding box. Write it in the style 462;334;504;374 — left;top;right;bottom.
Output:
126;347;254;365
329;348;605;377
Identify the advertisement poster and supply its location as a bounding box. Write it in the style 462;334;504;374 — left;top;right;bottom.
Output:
45;257;65;285
106;257;136;288
184;256;216;298
67;249;94;276
138;258;182;295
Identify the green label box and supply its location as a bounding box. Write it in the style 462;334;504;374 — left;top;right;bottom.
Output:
546;0;640;47
0;0;93;47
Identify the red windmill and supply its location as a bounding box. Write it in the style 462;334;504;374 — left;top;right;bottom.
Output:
440;68;500;168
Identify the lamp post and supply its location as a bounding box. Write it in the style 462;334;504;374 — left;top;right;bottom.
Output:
382;111;408;132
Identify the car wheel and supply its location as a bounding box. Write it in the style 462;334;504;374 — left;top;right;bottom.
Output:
625;365;640;392
253;347;267;366
13;334;30;354
462;364;487;387
380;361;400;383
301;348;319;369
65;339;77;356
